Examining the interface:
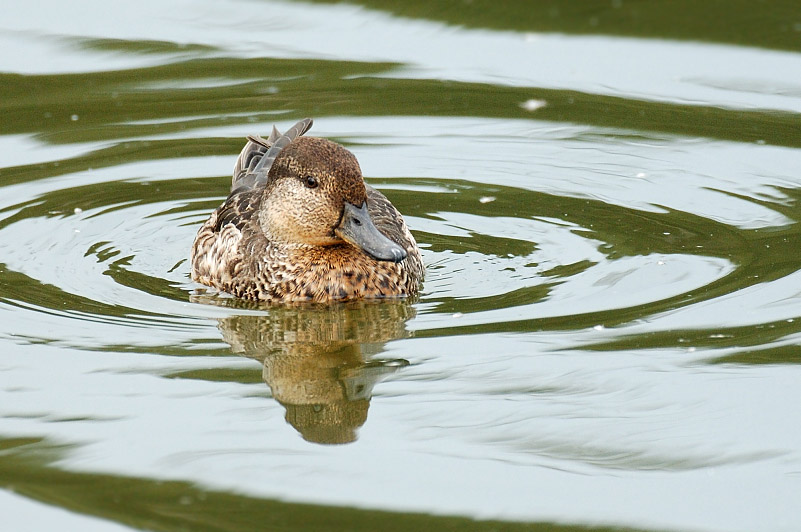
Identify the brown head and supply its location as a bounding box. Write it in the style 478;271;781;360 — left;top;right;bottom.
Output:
258;133;406;262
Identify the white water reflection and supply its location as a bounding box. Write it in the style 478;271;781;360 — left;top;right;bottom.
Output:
2;1;801;112
0;490;135;532
2;332;800;532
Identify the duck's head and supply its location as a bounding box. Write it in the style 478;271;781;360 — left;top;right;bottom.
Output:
258;128;406;263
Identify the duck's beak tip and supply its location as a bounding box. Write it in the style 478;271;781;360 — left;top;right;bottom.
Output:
336;202;407;263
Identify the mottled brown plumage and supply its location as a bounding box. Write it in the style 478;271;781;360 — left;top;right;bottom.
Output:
191;118;423;303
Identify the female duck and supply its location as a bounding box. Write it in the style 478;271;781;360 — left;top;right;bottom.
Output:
191;118;423;303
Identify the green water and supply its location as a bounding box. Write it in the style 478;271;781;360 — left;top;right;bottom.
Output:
2;1;801;531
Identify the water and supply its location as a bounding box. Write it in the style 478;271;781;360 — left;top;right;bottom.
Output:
2;1;801;531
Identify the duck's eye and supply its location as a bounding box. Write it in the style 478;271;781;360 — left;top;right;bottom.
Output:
304;175;319;189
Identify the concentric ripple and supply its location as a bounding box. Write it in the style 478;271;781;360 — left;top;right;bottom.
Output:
3;4;801;530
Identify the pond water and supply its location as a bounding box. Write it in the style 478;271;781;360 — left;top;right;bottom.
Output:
2;1;801;531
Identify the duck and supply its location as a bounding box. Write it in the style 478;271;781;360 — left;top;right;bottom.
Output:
191;118;423;303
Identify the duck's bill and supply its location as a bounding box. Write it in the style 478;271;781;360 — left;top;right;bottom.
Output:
336;202;407;263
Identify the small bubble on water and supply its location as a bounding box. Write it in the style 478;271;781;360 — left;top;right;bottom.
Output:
70;114;79;121
479;196;496;204
593;324;604;331
520;99;547;112
73;207;83;214
788;319;795;323
453;312;464;318
657;260;665;265
688;347;696;353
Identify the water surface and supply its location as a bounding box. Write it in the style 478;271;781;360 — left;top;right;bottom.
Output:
2;1;801;531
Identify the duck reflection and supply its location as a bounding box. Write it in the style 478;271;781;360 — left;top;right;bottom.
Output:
215;301;414;445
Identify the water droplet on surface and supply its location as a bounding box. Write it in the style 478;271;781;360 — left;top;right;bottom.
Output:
520;99;547;112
